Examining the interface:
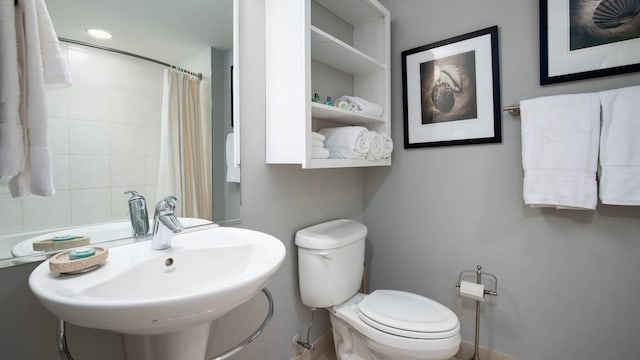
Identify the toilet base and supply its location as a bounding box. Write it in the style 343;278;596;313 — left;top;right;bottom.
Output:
329;294;460;360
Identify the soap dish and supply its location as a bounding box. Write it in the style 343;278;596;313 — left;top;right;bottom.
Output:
33;236;91;252
49;246;109;275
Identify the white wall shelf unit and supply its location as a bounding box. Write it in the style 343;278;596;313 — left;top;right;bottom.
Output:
266;0;390;169
311;103;384;126
310;26;385;75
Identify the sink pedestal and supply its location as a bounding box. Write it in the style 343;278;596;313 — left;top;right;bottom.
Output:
123;322;211;360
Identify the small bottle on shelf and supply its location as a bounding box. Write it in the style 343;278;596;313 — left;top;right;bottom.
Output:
312;93;321;103
324;96;333;106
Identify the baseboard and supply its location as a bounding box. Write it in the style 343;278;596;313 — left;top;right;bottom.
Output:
455;341;517;360
290;330;334;360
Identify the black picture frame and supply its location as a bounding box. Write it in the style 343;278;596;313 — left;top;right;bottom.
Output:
540;0;640;85
402;26;501;148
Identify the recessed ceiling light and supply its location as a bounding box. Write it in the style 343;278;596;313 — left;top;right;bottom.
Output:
86;29;112;40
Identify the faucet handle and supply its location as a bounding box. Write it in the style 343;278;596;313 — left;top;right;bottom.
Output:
153;195;183;240
156;195;178;212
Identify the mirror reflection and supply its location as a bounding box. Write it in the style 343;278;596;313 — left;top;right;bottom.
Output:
0;0;240;262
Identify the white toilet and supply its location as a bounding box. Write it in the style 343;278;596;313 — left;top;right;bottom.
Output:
296;219;460;360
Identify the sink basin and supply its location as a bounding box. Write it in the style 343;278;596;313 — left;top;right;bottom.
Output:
29;226;285;336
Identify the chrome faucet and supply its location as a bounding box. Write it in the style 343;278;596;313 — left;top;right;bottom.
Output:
125;190;149;237
152;196;183;250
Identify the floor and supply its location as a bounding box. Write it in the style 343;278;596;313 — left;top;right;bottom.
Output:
317;352;336;360
319;350;461;360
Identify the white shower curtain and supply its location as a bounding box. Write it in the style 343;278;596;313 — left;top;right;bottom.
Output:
157;69;212;220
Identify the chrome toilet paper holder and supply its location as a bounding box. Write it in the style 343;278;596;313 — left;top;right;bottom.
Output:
455;265;498;360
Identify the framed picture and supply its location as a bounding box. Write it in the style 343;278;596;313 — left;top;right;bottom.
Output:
402;26;501;148
540;0;640;85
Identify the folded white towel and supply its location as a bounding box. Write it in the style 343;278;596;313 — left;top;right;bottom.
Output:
381;134;393;159
366;131;383;160
311;131;325;142
226;132;240;183
312;140;324;148
520;93;600;210
319;126;370;159
311;147;330;159
337;96;383;117
599;85;640;205
0;1;24;177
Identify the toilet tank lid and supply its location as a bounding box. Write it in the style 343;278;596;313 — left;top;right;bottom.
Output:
295;219;367;250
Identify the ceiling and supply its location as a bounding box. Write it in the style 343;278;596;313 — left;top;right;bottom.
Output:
46;0;233;64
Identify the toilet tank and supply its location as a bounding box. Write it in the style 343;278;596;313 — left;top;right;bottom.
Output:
295;219;366;309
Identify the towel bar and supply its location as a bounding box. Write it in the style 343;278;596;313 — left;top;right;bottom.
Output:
502;104;520;116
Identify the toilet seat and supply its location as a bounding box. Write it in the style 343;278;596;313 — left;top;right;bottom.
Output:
357;290;459;339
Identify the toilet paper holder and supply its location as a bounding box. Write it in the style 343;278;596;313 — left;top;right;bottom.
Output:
455;265;498;297
454;265;498;360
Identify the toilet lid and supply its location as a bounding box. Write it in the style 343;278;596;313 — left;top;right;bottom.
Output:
357;290;459;339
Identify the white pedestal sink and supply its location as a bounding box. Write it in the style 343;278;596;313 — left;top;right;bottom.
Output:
29;225;285;360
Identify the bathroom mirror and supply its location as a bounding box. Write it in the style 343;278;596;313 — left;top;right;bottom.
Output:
0;0;241;267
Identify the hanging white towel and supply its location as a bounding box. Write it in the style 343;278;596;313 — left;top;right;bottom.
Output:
36;5;72;90
9;0;72;197
319;126;370;159
226;132;240;183
520;93;600;210
599;85;640;205
0;0;24;177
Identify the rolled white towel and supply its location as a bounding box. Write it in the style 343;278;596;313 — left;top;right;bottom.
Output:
311;147;330;159
319;126;369;159
312;140;324;148
381;134;393;159
341;96;383;117
311;131;325;142
366;132;383;160
334;97;353;111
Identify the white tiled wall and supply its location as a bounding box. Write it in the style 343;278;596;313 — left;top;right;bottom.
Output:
0;43;165;237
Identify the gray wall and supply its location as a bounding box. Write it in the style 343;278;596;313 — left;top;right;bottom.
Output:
0;261;125;359
364;1;640;359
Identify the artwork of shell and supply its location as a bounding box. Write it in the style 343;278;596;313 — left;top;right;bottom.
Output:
570;0;640;50
592;0;640;29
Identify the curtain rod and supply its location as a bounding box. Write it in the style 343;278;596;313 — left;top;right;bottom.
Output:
58;37;203;80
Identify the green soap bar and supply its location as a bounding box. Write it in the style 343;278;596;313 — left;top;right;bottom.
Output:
53;235;76;242
69;247;96;260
